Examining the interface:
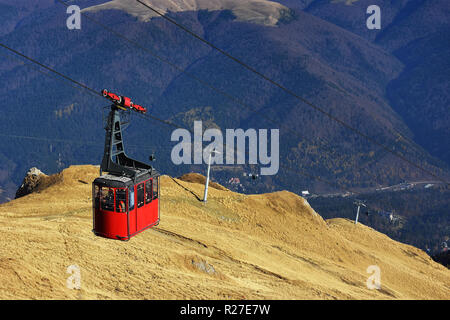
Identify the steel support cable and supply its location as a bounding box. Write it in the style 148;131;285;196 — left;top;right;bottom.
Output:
55;0;361;168
0;50;100;100
0;43;101;98
0;41;436;205
134;0;449;185
0;41;434;205
0;42;188;129
56;0;401;191
0;45;180;151
0;43;372;208
323;77;449;179
56;1;428;193
131;0;432;182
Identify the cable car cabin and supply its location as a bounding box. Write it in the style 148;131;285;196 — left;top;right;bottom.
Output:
93;171;160;241
92;96;160;241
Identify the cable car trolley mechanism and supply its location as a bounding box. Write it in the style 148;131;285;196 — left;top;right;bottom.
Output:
92;89;160;241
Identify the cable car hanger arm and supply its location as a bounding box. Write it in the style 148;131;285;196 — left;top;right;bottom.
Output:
100;89;153;178
102;89;147;114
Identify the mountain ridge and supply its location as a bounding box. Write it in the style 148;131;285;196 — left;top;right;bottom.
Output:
0;165;448;299
83;0;293;26
0;1;448;264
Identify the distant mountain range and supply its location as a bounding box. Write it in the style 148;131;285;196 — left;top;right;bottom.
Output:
84;0;292;26
0;0;449;203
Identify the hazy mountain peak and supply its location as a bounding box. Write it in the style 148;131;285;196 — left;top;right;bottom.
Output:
83;0;291;26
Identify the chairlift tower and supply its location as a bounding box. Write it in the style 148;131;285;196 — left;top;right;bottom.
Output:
203;148;221;203
353;200;366;225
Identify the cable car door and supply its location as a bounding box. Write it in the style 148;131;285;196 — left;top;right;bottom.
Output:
136;182;145;231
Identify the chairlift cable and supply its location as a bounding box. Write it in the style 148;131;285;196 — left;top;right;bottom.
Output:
134;0;449;185
54;0;370;170
55;0;441;190
0;41;442;214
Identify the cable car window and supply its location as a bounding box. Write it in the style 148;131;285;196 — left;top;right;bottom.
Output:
101;187;115;211
137;183;145;208
129;187;135;211
94;185;100;209
116;189;127;213
145;180;152;204
153;177;158;200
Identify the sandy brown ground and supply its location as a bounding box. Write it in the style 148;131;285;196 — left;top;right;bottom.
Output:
0;165;448;300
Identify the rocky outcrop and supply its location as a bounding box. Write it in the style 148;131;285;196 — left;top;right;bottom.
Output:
15;168;47;199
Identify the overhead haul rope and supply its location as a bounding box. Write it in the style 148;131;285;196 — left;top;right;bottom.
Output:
2;40;439;224
134;0;449;186
55;0;374;174
54;0;434;191
0;41;360;197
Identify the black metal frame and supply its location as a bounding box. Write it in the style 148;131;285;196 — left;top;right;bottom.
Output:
100;105;153;178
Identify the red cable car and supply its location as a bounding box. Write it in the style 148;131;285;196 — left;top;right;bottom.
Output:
93;90;160;241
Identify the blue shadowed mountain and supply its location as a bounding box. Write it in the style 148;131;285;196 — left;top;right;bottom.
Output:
0;0;448;205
